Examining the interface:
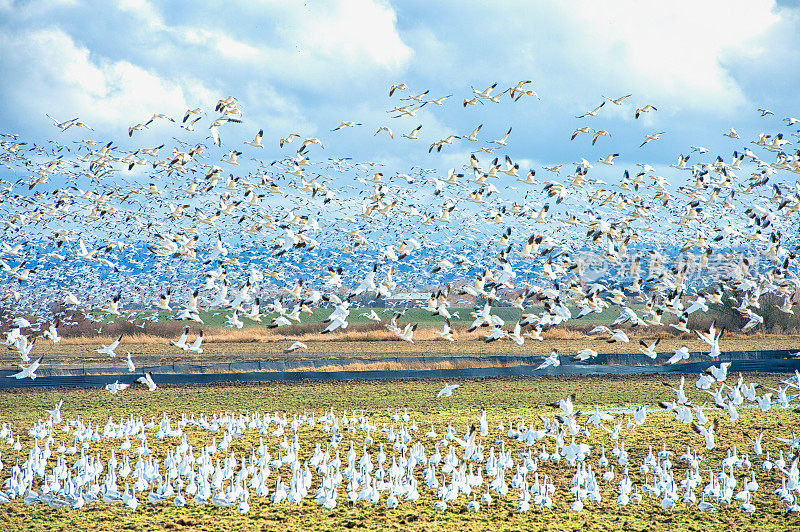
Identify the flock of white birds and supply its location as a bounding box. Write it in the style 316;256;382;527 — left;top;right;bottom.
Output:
0;379;799;516
1;83;799;369
1;81;800;517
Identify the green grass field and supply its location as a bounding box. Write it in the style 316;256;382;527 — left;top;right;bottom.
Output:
0;374;798;531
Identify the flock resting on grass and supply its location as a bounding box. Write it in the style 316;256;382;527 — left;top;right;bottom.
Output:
0;378;799;516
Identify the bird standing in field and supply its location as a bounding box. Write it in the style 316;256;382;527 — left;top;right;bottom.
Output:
105;380;130;394
125;352;136;372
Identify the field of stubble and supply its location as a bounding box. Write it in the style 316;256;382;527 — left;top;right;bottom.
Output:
0;374;797;531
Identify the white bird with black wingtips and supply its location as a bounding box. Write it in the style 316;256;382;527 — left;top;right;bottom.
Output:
136;372;157;392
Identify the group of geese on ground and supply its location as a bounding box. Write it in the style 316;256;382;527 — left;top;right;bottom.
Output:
0;367;799;516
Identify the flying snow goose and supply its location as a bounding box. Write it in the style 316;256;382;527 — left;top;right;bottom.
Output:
136;372;157;391
10;356;42;380
96;335;122;357
437;383;460;398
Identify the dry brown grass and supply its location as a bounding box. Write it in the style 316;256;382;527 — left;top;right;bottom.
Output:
50;318;788;346
540;327;588;339
198;324;593;343
6;333;799;372
58;333;171;345
281;357;527;373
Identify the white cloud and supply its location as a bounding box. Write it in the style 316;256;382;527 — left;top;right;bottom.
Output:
529;0;781;114
0;0;415;145
0;0;795;174
176;28;261;62
112;0;413;96
0;28;212;130
398;1;781;116
292;0;413;70
0;0;78;17
240;81;315;136
214;34;262;61
116;0;164;30
572;1;779;112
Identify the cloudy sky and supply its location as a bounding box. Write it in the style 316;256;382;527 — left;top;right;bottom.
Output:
1;0;799;177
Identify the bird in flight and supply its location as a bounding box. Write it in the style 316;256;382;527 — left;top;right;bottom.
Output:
437;383;460;397
388;83;407;96
577;101;605;118
10;356;42;380
634;105;657;119
639;132;665;148
136;372;157;391
603;94;632;105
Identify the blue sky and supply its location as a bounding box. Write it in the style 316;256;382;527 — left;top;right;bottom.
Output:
1;0;800;312
1;0;799;182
